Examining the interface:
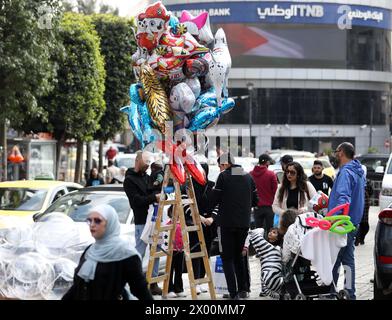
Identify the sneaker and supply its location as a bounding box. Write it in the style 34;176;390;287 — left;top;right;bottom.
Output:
238;291;249;299
195;285;201;295
176;291;187;297
150;283;162;296
167;291;177;298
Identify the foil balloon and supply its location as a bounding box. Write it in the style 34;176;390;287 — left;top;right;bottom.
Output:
185;77;201;98
208;28;232;107
169;15;180;34
179;11;214;45
184;152;206;186
187;98;235;131
155;140;186;184
170;82;196;114
192;88;216;113
139;63;173;134
183;57;209;78
120;105;143;147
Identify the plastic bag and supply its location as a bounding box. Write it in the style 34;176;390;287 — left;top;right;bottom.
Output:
210;255;227;294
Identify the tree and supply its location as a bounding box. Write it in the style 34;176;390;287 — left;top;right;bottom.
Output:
76;0;96;15
0;0;62;180
91;14;135;172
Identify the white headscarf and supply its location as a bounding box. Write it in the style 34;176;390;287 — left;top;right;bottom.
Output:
77;204;140;282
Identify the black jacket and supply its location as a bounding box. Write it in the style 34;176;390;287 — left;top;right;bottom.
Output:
123;168;157;225
210;165;259;228
62;249;153;300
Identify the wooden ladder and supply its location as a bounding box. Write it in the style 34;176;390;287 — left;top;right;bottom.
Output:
146;165;216;300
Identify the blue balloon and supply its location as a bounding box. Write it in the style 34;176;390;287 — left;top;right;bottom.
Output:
191;88;216;113
187;98;235;131
169;15;180;34
120;105;144;146
126;84;157;146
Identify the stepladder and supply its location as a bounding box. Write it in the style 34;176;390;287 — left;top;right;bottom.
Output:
146;165;216;300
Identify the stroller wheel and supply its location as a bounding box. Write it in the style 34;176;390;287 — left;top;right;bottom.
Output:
283;293;291;300
338;290;350;300
295;293;307;300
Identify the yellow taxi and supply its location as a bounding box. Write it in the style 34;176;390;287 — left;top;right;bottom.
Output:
0;180;83;221
295;157;336;180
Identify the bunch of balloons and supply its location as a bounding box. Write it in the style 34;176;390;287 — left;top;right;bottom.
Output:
305;203;356;235
0;214;87;300
121;1;235;185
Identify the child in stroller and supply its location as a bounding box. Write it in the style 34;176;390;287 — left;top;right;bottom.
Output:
281;193;351;300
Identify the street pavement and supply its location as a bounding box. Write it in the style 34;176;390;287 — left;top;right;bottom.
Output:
154;206;379;301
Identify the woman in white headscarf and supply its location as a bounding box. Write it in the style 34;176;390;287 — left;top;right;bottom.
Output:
62;204;153;300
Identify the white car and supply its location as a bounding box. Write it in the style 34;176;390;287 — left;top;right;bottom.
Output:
33;185;167;272
379;153;392;210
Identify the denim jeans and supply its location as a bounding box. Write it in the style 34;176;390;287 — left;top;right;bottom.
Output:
332;228;358;300
135;224;159;277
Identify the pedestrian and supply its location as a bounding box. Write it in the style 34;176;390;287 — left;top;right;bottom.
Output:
105;146;117;163
105;159;120;184
272;161;317;217
123;151;162;295
328;142;365;300
166;206;186;298
208;152;259;299
86;168;105;187
111;166;127;184
355;180;373;246
308;160;334;195
250;154;278;237
280;154;294;172
183;162;217;294
62;204;153;300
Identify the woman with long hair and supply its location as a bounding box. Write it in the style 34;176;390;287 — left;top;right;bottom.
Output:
272;162;317;217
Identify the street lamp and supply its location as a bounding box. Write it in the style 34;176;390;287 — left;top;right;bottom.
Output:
369;98;374;150
247;82;254;139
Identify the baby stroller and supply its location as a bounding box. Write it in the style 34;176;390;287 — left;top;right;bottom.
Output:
281;246;350;300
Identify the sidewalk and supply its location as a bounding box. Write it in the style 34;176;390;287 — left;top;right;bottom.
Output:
154;206;378;300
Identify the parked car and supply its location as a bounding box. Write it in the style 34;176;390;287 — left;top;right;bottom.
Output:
268;156;335;184
0;180;83;221
33;184;166;272
374;205;392;299
379;153;392;210
268;149;315;162
356;154;389;206
113;153;137;169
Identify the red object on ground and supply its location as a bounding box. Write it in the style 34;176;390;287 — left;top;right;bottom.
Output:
8;146;24;163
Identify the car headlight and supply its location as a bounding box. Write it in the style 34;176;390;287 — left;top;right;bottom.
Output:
381;188;392;197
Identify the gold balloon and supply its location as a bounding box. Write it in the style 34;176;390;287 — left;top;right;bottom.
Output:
140;64;172;134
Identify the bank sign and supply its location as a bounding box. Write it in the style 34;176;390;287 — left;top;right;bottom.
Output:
166;1;391;30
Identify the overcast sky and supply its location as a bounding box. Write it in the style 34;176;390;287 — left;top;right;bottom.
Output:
99;0;149;17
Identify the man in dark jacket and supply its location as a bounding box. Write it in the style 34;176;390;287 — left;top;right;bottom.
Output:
250;154;278;235
208;153;259;299
328;142;365;300
123;151;162;295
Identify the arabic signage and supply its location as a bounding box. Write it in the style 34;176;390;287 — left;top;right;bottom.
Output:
166;1;391;30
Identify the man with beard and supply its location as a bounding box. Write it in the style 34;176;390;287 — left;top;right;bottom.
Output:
123;150;162;295
308;160;334;196
328;142;365;300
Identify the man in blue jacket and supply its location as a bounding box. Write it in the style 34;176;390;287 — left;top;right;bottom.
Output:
328;142;365;300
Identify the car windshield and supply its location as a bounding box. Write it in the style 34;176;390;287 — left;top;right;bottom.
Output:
115;157;135;169
360;157;388;173
295;159;314;170
43;192;130;223
0;188;47;211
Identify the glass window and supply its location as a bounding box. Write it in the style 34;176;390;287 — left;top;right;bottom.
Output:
0;188;47;211
52;189;65;203
43;192;130;224
220;89;389;125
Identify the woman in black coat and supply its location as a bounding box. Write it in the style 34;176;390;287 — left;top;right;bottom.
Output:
62;204;153;300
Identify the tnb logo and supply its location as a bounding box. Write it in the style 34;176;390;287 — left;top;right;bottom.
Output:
337;5;352;30
38;5;54;30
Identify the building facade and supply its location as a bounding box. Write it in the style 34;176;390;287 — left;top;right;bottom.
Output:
163;0;392;156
